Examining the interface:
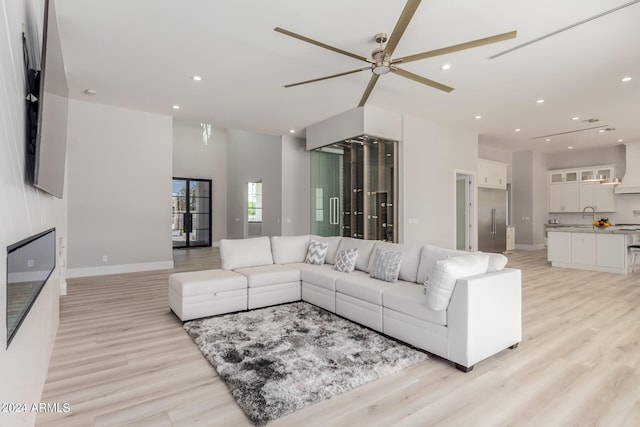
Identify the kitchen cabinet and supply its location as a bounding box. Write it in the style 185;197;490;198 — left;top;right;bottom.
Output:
579;182;615;212
547;229;636;273
506;226;515;251
478;159;507;189
571;233;596;265
596;234;626;269
548;165;616;213
549;182;579;212
547;231;572;263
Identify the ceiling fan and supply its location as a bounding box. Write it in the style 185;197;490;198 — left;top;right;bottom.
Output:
275;0;517;107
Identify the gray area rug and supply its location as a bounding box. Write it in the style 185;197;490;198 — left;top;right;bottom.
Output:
183;302;428;425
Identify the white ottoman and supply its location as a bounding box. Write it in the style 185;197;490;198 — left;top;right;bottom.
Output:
168;269;248;321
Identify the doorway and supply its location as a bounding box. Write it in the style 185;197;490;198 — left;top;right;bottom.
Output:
455;173;474;251
172;178;212;248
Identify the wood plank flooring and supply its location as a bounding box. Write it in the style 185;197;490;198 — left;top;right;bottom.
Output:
36;248;640;426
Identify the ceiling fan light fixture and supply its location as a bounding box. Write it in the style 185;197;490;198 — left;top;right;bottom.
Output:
371;48;391;75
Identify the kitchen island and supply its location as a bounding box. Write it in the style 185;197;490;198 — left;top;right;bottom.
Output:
547;226;640;274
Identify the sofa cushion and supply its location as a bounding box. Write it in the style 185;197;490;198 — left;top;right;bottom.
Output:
219;237;273;271
234;264;301;288
416;245;468;285
336;272;401;305
382;284;447;326
334;248;358;273
336;237;376;272
300;263;345;291
305;239;329;265
369;248;403;283
271;235;310;264
426;253;490;311
168;269;247;296
309;235;342;264
367;241;422;283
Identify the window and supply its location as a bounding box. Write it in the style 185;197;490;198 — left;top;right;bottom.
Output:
248;181;262;222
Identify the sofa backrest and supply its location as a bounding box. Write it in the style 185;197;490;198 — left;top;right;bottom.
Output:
367;241;422;283
219;237;273;270
336;237;376;272
271;235;310;264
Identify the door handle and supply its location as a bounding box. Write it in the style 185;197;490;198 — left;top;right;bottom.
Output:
491;207;496;235
329;197;339;225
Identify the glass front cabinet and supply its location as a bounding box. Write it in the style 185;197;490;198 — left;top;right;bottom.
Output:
310;135;398;242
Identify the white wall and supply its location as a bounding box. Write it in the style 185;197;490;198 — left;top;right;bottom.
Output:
66;100;173;277
400;114;479;248
226;129;283;239
281;135;310;236
172;122;228;243
0;0;64;425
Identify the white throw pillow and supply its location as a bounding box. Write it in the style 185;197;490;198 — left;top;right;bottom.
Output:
485;252;508;272
369;248;404;283
425;253;490;311
271;235;310;264
305;239;329;265
219;237;274;271
334;248;358;273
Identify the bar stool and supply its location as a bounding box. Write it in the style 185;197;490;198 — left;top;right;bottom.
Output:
630;245;640;273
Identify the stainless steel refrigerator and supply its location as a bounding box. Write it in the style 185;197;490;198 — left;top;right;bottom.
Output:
478;187;507;253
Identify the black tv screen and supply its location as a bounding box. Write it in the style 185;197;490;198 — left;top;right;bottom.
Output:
31;0;68;199
6;228;56;348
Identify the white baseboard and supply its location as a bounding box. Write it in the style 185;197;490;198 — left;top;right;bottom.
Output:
515;244;546;250
66;260;174;279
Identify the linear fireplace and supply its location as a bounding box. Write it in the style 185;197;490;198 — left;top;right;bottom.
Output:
6;228;56;348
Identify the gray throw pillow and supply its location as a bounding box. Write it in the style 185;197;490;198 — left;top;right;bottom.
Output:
369;248;403;282
305;239;329;265
334;248;358;273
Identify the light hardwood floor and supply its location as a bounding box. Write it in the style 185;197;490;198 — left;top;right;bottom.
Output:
36;248;640;426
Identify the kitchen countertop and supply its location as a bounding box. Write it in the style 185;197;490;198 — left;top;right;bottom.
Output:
545;224;640;235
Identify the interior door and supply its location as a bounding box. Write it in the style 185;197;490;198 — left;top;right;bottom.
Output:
310;151;342;237
172;178;212;248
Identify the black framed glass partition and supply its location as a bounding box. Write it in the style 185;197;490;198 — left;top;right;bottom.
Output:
172;178;212;248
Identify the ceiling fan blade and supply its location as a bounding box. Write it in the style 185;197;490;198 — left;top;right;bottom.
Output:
358;74;380;107
284;67;370;88
384;0;422;56
392;66;454;93
395;30;517;64
274;27;372;63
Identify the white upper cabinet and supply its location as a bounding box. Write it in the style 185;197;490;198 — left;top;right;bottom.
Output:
478;159;507;189
548;165;616;213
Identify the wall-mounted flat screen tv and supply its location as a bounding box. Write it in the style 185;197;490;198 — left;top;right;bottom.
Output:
6;228;56;348
27;0;68;199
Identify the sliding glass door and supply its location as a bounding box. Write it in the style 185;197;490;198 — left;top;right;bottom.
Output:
172;178;212;248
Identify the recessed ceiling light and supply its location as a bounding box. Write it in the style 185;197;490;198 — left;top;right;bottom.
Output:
289;129;295;133
441;64;451;70
572;116;580;121
192;75;202;81
598;129;605;133
568;146;573;150
621;76;632;82
475;115;482;120
515;128;521;132
536;99;545;104
545;138;551;142
172;105;180;110
617;138;624;142
83;89;96;95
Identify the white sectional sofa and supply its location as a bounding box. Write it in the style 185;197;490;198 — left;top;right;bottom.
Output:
169;235;522;372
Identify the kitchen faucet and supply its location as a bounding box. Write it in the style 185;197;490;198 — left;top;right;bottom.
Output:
582;205;596;223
